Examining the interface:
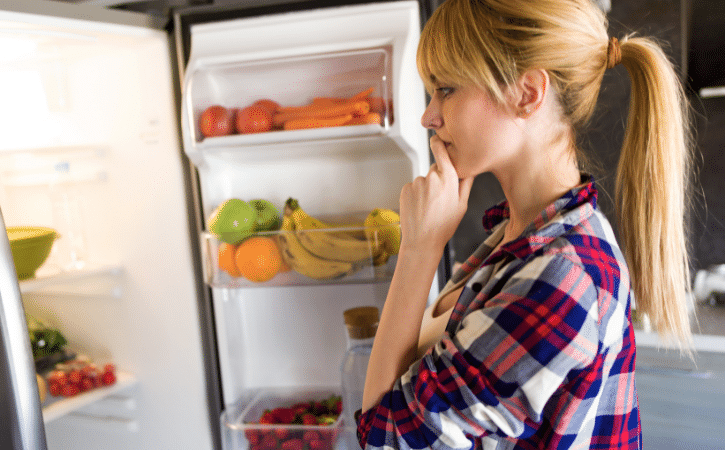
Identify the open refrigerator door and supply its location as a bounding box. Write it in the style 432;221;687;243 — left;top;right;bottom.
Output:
0;1;214;449
179;1;432;448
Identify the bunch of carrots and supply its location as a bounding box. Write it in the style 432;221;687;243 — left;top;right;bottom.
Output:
273;87;387;131
198;87;390;140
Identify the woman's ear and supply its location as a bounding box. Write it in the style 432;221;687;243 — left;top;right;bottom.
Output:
515;69;549;117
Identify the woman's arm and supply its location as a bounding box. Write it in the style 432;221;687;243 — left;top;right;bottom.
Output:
362;135;474;411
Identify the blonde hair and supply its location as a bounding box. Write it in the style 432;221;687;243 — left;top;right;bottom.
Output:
418;0;694;348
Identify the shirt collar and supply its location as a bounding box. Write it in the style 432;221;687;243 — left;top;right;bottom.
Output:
482;175;598;261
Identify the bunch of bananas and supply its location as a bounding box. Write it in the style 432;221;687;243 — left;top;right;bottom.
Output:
277;198;399;280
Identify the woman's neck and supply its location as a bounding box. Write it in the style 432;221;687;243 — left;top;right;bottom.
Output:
495;143;581;242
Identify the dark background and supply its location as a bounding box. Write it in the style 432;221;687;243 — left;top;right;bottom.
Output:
448;0;725;277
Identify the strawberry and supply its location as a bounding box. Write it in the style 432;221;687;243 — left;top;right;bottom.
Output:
260;432;278;450
280;438;303;450
301;413;317;425
245;430;261;445
307;439;326;450
302;430;320;443
273;427;289;440
310;401;325;416
259;410;276;425
272;407;296;424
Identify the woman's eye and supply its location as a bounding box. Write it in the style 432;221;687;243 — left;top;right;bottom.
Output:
436;87;455;97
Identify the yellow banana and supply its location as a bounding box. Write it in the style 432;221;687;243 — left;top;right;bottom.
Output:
285;198;380;263
277;215;357;280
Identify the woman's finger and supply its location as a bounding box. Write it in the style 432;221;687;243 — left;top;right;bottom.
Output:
429;135;456;177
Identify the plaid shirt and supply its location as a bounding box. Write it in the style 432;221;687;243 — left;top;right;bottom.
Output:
357;178;641;449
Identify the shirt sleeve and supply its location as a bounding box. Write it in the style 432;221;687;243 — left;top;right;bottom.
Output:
357;253;602;449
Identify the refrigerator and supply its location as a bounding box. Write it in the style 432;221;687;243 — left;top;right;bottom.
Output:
0;0;442;449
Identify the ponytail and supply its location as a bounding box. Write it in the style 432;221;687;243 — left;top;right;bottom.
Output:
615;36;694;350
417;0;695;350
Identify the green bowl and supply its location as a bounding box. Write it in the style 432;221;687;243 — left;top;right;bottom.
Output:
7;226;58;280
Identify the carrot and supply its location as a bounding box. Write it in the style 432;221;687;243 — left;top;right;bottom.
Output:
345;112;382;126
283;114;353;130
312;97;347;106
366;97;387;114
350;87;375;101
274;101;370;126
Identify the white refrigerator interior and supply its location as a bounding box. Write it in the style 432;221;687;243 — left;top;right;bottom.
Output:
183;0;427;393
0;3;213;450
0;0;434;449
179;1;431;446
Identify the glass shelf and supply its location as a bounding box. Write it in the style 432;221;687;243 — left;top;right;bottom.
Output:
201;216;399;288
19;264;123;296
42;371;137;424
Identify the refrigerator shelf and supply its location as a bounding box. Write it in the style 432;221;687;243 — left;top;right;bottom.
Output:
41;371;137;424
201;217;399;287
19;264;123;296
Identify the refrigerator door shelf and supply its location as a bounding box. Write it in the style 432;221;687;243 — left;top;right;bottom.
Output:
183;45;392;154
194;123;386;152
182;1;429;179
201;224;398;288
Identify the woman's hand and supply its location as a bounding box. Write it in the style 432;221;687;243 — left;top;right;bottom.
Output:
399;135;475;254
362;136;475;412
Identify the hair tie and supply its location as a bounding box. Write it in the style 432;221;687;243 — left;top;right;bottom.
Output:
607;37;622;69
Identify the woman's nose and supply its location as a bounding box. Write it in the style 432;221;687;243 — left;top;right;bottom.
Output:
421;99;442;129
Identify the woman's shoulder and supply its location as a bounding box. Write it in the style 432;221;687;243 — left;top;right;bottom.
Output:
518;206;630;302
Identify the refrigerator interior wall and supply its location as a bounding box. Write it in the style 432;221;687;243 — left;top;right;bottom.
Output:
0;4;213;449
213;283;390;403
180;0;430;413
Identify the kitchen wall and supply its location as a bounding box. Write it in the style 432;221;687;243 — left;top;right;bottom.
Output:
450;0;725;277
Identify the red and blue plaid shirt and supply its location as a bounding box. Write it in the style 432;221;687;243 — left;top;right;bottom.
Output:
357;177;641;449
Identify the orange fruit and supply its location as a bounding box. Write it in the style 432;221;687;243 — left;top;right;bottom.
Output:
234;236;283;282
218;242;241;277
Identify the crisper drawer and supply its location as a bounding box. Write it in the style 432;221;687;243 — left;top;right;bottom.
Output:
636;347;725;450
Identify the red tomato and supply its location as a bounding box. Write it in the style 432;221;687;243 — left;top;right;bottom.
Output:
253;99;281;115
199;105;234;138
235;105;273;134
47;370;68;386
80;378;95;392
49;382;62;397
61;383;80;397
68;370;82;385
101;371;116;386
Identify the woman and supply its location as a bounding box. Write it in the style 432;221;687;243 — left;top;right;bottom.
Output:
357;0;694;449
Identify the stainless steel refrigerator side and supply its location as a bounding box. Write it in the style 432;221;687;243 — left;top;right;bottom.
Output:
172;9;224;450
0;209;48;450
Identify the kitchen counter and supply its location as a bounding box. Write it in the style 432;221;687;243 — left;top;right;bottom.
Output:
635;302;725;353
692;302;725;336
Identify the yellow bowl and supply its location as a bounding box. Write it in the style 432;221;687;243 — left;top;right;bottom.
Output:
7;226;58;280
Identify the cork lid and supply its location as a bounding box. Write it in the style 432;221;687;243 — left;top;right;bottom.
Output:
343;306;379;327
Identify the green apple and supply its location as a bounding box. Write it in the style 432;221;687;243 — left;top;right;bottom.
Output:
364;208;401;255
249;199;281;232
206;198;257;244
